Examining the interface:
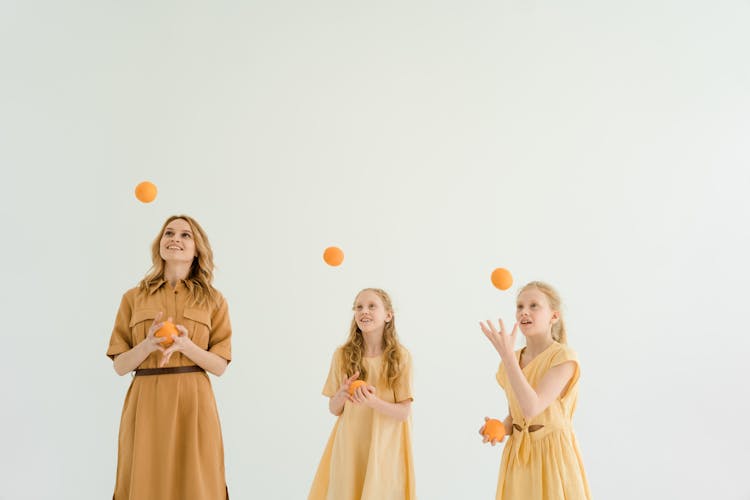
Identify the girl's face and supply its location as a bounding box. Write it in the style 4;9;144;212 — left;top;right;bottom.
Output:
353;290;393;334
516;288;559;338
159;219;197;264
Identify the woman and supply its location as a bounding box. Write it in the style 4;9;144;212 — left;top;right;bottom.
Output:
107;215;232;500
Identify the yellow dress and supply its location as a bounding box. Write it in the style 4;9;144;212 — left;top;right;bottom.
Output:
495;342;590;500
309;347;416;500
106;281;232;500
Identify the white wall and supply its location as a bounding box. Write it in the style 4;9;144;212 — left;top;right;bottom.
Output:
1;1;749;498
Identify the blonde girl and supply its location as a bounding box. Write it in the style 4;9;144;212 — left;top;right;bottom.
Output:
309;288;416;500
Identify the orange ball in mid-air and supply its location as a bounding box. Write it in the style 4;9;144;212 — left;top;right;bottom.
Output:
323;246;344;267
491;268;513;291
135;181;158;203
155;321;178;347
348;380;367;396
482;418;506;442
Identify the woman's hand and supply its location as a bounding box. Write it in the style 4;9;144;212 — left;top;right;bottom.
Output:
159;323;195;367
143;312;168;354
480;318;518;361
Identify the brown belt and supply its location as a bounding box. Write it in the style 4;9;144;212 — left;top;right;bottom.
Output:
134;366;205;376
513;424;544;433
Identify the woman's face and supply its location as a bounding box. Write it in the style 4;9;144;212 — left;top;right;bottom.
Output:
353;290;392;334
159;219;197;264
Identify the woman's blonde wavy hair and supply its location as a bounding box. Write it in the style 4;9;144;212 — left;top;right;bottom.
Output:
138;215;218;307
518;281;567;344
340;288;404;389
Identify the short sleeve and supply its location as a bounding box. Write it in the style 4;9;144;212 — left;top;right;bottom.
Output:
322;349;343;397
208;296;232;362
550;344;580;400
106;292;133;360
393;348;414;403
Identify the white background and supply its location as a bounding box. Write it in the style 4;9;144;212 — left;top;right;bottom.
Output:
1;1;749;499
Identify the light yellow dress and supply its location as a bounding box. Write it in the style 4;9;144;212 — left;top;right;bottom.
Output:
309;347;416;500
106;281;232;500
495;342;590;500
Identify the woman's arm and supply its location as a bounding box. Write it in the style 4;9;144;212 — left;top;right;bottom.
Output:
160;325;228;376
112;312;166;376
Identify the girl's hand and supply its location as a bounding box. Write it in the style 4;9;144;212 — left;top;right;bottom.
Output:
159;324;194;367
479;416;502;446
143;312;167;353
480;318;518;361
351;384;378;408
334;372;360;404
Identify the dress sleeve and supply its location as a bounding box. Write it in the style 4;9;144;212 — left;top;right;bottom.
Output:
393;348;414;403
322;349;343;398
550;344;580;400
107;292;133;360
208;296;232;362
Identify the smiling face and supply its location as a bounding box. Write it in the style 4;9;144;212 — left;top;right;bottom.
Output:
159;218;196;264
353;289;393;335
515;287;560;339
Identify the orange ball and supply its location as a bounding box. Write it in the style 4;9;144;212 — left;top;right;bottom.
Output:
323;246;344;267
348;380;367;396
482;418;506;442
491;268;513;291
155;321;178;347
135;181;158;203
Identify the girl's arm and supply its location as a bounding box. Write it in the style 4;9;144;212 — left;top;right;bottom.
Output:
481;319;575;421
329;372;359;416
503;359;575;420
352;385;412;422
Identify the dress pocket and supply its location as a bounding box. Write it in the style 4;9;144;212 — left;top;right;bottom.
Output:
129;309;160;345
183;307;211;349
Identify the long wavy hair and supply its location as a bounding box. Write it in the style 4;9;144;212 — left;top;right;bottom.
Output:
138;215;218;307
340;288;404;389
518;281;567;344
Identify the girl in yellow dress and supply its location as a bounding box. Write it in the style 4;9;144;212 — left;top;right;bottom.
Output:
479;281;590;500
309;288;416;500
107;215;232;500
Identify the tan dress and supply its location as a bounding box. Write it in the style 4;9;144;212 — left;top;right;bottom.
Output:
495;342;590;500
309;346;416;500
106;281;232;500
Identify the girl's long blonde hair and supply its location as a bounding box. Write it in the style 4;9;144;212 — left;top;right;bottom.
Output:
138;215;219;307
519;281;567;344
340;288;404;389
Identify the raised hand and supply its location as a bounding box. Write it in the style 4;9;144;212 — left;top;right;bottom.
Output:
480;318;518;361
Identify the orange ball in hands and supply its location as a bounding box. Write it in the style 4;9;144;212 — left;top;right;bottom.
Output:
490;268;513;291
135;181;158;203
482;418;506;442
155;321;178;347
348;380;367;396
323;246;344;267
